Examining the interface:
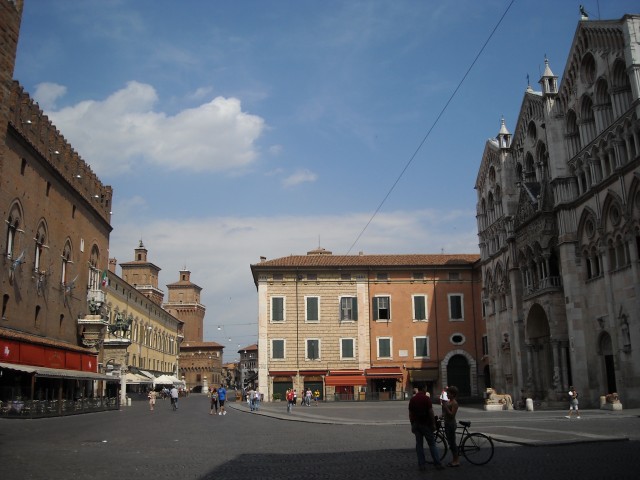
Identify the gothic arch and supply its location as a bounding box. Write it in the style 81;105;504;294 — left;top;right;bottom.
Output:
576;206;600;246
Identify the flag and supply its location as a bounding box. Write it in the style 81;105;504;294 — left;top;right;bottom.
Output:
101;269;109;288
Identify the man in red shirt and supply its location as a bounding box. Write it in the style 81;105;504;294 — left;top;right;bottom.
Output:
408;384;444;471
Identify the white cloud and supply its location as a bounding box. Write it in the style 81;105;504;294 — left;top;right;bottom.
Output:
33;82;67;111
41;81;266;176
108;208;478;357
282;169;318;188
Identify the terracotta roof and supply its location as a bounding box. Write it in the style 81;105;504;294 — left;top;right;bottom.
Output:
238;344;258;352
252;253;479;268
0;327;96;354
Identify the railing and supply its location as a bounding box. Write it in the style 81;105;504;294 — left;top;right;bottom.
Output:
0;397;119;419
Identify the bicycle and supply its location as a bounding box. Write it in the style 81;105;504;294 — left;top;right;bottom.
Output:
428;417;494;465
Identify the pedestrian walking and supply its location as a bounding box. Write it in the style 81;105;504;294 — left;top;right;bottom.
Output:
442;386;460;467
314;389;320;405
305;388;312;406
170;386;179;410
286;388;294;413
293;389;298;406
566;386;580;418
209;388;219;415
148;390;157;411
253;387;262;411
408;384;444;472
218;384;227;415
248;387;256;411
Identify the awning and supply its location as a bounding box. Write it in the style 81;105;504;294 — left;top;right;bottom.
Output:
365;367;404;379
409;368;439;382
125;372;153;384
153;374;184;386
324;375;367;386
0;362;118;382
138;370;156;380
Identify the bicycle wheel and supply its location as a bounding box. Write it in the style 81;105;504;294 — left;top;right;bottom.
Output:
461;432;494;465
426;431;448;464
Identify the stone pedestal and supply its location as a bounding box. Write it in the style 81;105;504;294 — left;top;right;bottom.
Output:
600;402;623;411
484;403;505;411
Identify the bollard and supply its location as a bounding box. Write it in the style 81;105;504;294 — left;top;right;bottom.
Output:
525;398;534;411
127;397;132;407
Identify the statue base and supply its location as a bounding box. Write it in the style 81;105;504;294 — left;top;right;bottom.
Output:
484;404;506;411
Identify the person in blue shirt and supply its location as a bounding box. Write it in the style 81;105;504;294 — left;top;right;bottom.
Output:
217;384;227;415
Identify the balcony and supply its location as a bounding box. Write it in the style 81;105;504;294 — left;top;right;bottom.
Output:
523;276;563;300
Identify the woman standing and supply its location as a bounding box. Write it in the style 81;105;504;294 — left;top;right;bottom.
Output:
442;386;460;467
148;390;157;411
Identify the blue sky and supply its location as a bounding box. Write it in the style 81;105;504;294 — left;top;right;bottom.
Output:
13;0;637;359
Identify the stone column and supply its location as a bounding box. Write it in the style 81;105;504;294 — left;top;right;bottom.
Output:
120;365;127;406
551;340;561;392
559;341;569;391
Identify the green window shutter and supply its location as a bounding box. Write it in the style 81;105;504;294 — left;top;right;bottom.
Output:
272;340;284;359
307;297;318;321
373;297;379;320
272;297;284;321
414;296;426;320
352;298;358;321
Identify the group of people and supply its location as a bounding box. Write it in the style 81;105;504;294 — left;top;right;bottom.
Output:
209;385;228;415
408;384;460;471
148;386;179;411
246;387;261;411
285;388;320;412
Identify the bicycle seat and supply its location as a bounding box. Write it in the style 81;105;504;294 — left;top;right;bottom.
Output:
459;420;471;427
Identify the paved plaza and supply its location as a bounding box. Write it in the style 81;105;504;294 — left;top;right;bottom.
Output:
1;395;639;479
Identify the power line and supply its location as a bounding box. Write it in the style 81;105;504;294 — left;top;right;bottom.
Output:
346;0;515;255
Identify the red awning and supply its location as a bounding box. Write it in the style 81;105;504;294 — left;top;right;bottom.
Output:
325;375;367;386
365;367;404;379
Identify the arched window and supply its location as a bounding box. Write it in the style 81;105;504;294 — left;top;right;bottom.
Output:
61;240;72;286
34;221;48;273
88;245;101;290
5;204;22;260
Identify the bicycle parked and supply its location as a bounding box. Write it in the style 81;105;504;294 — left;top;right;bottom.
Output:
428;416;494;465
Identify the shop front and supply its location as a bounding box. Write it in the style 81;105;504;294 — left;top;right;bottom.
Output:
0;334;119;418
324;370;366;401
365;367;404;400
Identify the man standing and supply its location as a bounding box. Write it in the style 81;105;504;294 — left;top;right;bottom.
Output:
408;384;444;472
218;384;227;415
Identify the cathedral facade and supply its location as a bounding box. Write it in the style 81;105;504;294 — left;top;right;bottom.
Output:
476;14;640;408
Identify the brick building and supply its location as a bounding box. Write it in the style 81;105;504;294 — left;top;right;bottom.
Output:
163;268;223;392
1;0;118;414
251;248;484;402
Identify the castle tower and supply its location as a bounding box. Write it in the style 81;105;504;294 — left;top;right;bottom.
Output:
119;240;164;304
163;268;206;342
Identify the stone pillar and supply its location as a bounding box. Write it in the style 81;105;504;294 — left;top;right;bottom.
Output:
551;340;561;392
559;341;569;391
120;366;127;406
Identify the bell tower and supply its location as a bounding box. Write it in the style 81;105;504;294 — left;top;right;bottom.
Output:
163;268;206;342
119;241;164;304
